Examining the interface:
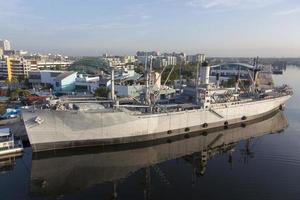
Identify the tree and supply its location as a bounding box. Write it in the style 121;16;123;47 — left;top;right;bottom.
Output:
19;90;31;97
69;57;108;75
94;87;110;98
222;77;236;88
55;65;61;70
9;88;22;100
8;88;31;101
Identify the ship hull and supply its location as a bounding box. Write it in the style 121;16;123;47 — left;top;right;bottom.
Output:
22;95;291;152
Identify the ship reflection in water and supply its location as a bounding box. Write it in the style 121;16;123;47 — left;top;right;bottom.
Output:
30;111;288;199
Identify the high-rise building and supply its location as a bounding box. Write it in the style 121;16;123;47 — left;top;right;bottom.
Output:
186;54;206;64
173;52;186;64
0;39;11;51
0;48;3;58
166;56;177;66
0;57;31;79
155;56;177;67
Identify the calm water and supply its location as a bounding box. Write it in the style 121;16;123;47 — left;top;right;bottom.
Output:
1;67;300;200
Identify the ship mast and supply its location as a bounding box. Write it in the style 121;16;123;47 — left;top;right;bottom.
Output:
143;53;154;109
250;56;260;93
108;61;116;101
144;54;152;106
195;62;200;105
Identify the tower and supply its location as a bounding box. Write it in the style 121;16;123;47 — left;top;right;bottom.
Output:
0;40;11;51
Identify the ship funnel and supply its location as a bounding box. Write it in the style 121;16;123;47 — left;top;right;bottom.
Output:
200;61;210;85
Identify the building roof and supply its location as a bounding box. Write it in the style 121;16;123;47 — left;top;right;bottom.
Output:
211;63;255;70
55;71;77;81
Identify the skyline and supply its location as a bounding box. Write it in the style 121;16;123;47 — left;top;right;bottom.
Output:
0;0;300;57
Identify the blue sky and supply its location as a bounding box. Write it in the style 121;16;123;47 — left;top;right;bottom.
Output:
0;0;300;57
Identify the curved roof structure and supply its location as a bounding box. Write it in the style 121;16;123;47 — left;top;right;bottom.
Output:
211;63;255;70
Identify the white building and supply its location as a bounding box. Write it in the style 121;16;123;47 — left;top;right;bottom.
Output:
0;40;11;51
0;48;3;59
103;57;123;66
75;75;100;93
28;70;77;92
155;56;177;67
29;60;72;71
54;71;78;92
121;55;136;64
166;56;177;66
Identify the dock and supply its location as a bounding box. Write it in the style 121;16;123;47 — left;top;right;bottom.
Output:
0;117;28;142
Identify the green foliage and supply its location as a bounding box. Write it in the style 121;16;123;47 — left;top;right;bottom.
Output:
0;104;7;114
222;77;236;88
8;88;21;100
156;64;196;85
8;88;31;101
94;87;110;98
17;75;26;82
20;90;31;97
134;66;144;74
69;57;108;74
5;76;19;85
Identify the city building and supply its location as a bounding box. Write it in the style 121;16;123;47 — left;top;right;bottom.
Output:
0;40;11;51
166;56;177;66
75;75;100;93
0;57;31;80
54;71;78;92
3;50;15;56
29;60;72;71
103;55;137;66
121;55;136;64
15;50;28;57
0;48;3;59
186;54;206;64
137;56;149;65
154;56;177;67
115;67;142;83
174;52;186;64
28;70;77;92
103;56;123;66
136;51;160;57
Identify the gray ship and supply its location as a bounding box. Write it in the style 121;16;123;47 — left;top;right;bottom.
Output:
30;111;288;197
21;61;292;152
